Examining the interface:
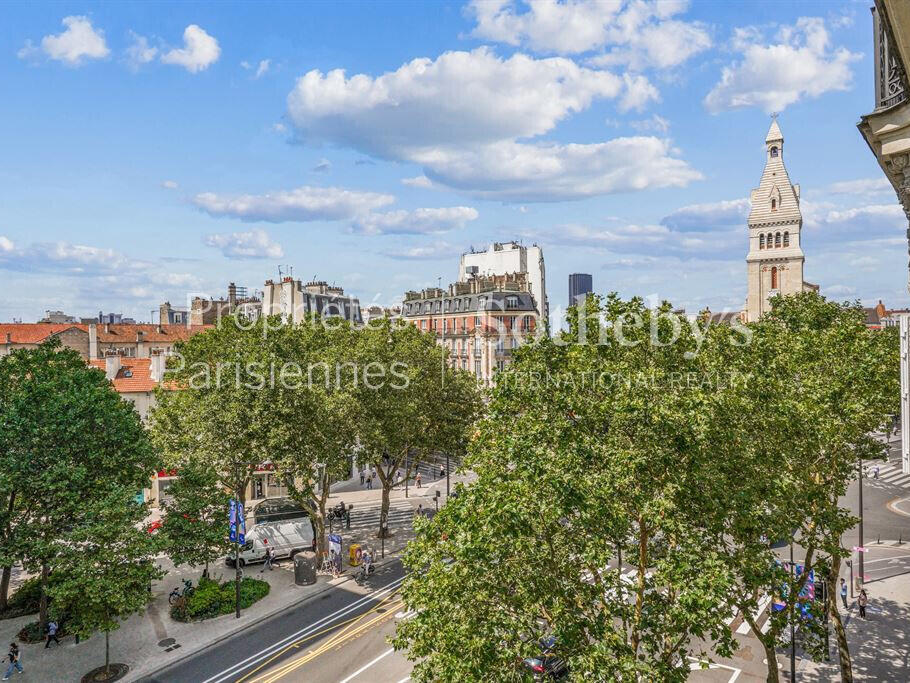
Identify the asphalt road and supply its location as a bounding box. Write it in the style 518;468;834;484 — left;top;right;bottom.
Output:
138;560;409;683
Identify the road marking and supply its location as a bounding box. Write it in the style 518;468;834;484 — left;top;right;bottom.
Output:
337;648;394;683
736;595;770;635
688;657;742;682
200;576;405;683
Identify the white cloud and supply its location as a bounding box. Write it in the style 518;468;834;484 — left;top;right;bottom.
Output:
827;177;893;196
286;48;698;201
161;25;220;73
271;122;288;134
382;242;458;260
193;186;396;222
352;207;479;235
312;158;331;173
125;31;157;69
412;137;701;201
22;15;110;66
825;284;857;297
628;114;670;133
705;17;860;113
255;59;270;78
162;180;179;190
0;237;14;253
660;198;750;231
468;0;710;68
203;229;284;259
619;73;660;112
401;175;433;189
817;203;904;233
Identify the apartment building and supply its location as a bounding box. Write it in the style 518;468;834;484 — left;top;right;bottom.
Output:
262;277;362;325
459;242;548;322
402;271;539;384
0;323;210;359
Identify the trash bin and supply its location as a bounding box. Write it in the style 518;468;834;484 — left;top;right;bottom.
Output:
349;544;362;567
294;552;316;585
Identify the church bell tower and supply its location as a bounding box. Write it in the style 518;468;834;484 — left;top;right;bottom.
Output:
745;118;816;323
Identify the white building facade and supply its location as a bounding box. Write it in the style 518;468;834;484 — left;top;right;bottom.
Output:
459;242;548;324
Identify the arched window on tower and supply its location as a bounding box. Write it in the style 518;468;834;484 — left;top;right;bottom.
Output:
770;146;779;158
783;231;790;247
775;232;781;248
771;198;777;212
759;234;765;249
771;267;778;290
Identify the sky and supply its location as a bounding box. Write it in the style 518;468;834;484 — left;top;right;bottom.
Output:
0;0;904;326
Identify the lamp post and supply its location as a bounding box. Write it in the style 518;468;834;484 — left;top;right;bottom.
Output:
790;540;796;682
858;459;865;593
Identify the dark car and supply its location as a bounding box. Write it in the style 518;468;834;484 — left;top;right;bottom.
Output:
250;497;309;526
522;636;568;680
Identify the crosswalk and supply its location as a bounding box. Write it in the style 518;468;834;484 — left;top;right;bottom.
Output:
346;502;416;532
866;461;910;488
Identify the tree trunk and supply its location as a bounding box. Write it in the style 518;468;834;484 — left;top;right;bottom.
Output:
38;562;49;633
827;558;853;682
235;488;245;619
105;630;110;676
0;492;16;611
630;520;647;657
760;638;780;683
379;482;391;538
315;483;329;557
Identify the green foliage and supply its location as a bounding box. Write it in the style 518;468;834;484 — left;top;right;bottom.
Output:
0;339;161;631
161;460;232;573
170;576;269;622
1;576;43;618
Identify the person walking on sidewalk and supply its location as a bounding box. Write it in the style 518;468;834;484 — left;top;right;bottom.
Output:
416;472;422;488
261;541;274;572
3;643;22;680
359;469;365;486
858;589;868;618
396;471;402;488
840;578;848;611
366;474;372;490
45;619;60;648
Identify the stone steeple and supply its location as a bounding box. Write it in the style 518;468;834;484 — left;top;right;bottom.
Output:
744;118;817;322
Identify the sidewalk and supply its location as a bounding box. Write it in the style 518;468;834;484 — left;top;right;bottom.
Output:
799;556;910;681
0;471;472;682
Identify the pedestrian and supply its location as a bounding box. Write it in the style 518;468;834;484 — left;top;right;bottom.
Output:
840;578;848;611
416;503;424;518
45;619;60;648
366;474;373;490
416;472;422;488
3;642;22;680
359;469;365;486
858;589;868;619
439;466;445;479
396;471;402;488
261;540;274;572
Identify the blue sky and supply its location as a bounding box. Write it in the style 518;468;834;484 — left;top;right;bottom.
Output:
0;0;903;324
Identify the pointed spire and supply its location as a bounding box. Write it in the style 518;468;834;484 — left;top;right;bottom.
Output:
765;115;783;144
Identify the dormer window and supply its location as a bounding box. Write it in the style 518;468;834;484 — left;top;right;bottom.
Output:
770;146;779;158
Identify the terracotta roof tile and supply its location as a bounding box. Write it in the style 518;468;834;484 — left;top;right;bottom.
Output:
88;357;158;393
0;323;86;344
0;323;211;345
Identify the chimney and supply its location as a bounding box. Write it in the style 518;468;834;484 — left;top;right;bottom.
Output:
88;324;98;361
105;355;121;380
104;323;110;334
4;332;10;345
149;354;166;383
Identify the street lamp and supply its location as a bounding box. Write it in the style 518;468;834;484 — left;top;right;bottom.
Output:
857;459;865;593
790;540;796;683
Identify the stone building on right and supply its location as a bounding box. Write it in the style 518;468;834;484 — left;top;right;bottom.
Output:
744;118;818;323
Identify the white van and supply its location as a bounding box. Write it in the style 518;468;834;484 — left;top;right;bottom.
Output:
225;519;315;567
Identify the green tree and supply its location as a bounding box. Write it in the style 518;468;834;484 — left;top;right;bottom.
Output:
50;487;163;679
152;315;326;616
351;319;481;540
394;296;741;681
0;340;159;632
161;460;232;577
708;293;899;682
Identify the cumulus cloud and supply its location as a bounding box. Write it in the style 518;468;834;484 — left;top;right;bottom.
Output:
0;237;14;253
286;47;700;200
193;186;396;222
20;15;109;65
812;203;905;236
401;175;433;189
660;198;750;231
827;177;893;196
161;25;220;73
203;229;284;259
628;114;670;133
352;207;479;235
705;17;859;113
162;180;179;190
468;0;711;68
125;31;157;69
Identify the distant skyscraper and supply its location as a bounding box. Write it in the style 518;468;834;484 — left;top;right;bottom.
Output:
568;273;593;308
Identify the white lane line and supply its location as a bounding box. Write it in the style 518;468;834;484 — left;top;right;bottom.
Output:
338;648;395;683
201;576;405;683
736;595;770;635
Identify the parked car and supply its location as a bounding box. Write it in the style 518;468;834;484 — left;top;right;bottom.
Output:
522;636;568;680
249;497;309;526
225;519;316;567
